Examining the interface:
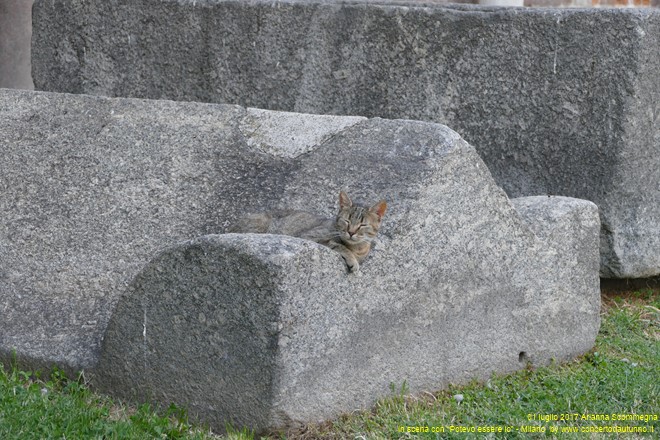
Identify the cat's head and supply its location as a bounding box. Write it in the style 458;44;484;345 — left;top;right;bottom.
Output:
335;191;387;245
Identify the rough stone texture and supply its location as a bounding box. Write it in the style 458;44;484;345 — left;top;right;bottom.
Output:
512;196;602;285
0;88;309;372
1;88;600;432
32;0;659;278
0;0;34;89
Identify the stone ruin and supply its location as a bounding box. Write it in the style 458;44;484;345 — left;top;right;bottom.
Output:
1;89;600;431
31;0;659;279
2;0;657;433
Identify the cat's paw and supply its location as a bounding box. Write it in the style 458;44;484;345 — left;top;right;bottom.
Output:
344;257;359;273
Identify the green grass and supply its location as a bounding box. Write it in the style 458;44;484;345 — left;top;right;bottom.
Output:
0;366;217;439
1;290;658;439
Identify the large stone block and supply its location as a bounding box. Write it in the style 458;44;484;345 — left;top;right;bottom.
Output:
32;0;659;278
0;89;599;432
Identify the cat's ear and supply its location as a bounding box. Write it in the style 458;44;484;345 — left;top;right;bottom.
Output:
339;191;352;209
370;200;387;219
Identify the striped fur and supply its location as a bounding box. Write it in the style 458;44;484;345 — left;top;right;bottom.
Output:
229;191;386;272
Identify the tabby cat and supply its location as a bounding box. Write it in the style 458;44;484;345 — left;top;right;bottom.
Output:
229;191;387;272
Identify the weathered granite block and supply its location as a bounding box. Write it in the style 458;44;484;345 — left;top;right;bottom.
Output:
32;0;659;278
97;201;600;431
512;196;601;305
0;88;599;432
